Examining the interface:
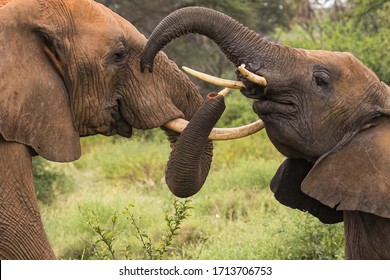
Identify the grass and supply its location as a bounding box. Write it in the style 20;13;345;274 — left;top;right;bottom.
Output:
38;128;344;260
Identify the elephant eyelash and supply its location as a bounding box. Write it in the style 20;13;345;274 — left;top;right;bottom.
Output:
313;71;331;87
105;41;129;67
112;49;127;63
315;76;328;87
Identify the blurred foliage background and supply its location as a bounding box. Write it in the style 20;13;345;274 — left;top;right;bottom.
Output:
96;0;389;92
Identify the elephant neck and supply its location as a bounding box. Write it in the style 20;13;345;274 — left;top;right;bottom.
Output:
0;137;55;259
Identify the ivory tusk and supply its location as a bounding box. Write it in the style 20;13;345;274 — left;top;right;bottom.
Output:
217;88;231;97
182;66;246;89
238;65;267;86
164;118;264;140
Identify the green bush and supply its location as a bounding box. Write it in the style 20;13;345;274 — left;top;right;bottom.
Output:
32;157;73;204
79;199;201;260
272;213;344;260
275;1;390;84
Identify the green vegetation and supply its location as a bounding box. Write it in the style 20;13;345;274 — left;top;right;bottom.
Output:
79;199;197;260
276;0;390;84
33;157;74;205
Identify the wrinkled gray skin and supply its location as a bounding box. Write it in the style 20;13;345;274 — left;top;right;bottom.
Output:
141;7;390;259
0;0;213;259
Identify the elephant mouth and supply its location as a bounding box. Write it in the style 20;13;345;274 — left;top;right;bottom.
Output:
115;121;133;138
237;74;267;101
240;82;297;118
250;89;298;119
112;101;133;137
252;99;297;119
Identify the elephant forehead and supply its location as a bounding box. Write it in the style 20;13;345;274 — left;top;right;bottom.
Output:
37;0;122;42
304;50;378;81
300;49;381;102
53;1;126;59
304;49;355;65
70;1;122;35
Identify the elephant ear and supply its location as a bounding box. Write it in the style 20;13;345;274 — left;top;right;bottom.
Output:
270;158;343;224
302;117;390;219
0;13;80;162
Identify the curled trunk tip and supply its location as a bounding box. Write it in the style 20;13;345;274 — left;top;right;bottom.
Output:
166;93;226;197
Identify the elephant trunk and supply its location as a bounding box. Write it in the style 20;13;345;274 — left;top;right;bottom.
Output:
165;92;225;198
140;6;275;197
141;7;274;72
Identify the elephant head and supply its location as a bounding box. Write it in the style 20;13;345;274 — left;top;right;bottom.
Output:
0;0;204;163
141;7;390;227
0;1;261;259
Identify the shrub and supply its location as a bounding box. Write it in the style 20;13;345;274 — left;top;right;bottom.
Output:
33;157;73;204
275;1;390;84
79;199;203;260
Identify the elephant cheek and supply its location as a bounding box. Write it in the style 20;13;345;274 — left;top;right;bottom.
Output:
264;123;308;159
119;96;184;129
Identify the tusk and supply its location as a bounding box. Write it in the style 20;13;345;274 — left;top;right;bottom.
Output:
217;87;231;97
182;66;246;89
238;65;267;86
164;118;264;140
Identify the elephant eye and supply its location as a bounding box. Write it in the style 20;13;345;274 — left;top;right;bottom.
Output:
315;76;327;86
108;43;128;66
313;71;331;87
112;48;127;64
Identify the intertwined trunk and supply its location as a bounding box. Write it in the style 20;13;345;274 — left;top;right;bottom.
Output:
141;7;274;73
141;7;278;197
165;93;225;197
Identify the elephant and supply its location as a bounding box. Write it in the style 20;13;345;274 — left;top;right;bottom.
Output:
0;1;262;260
140;7;390;259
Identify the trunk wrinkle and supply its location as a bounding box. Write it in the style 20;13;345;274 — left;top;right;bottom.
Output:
165;93;226;197
141;7;273;72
